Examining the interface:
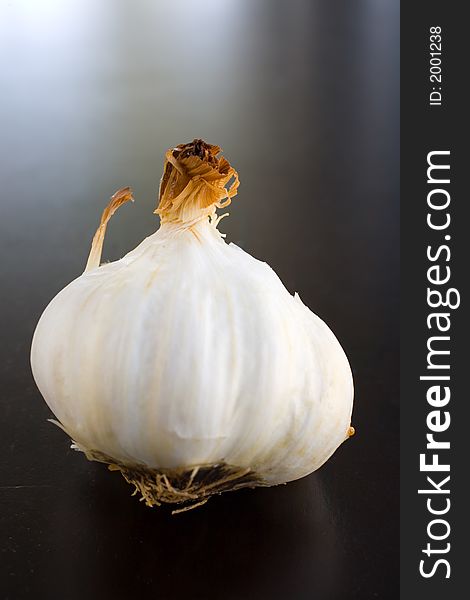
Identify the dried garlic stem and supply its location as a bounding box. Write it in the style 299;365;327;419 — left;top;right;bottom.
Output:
156;139;239;225
84;187;134;272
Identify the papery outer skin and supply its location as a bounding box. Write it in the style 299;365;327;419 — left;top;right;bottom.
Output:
31;220;353;485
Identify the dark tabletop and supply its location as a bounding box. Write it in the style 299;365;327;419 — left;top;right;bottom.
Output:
0;1;399;599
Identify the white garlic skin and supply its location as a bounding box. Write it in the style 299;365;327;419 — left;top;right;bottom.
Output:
31;220;353;485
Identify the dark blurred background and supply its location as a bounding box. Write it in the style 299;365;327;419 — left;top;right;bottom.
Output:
0;1;399;599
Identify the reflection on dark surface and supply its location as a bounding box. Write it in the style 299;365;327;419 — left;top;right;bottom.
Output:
0;1;399;598
46;469;340;599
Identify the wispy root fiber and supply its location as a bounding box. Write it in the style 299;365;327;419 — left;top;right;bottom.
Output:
70;442;263;514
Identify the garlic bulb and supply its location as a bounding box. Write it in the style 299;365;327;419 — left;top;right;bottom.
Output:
31;140;354;511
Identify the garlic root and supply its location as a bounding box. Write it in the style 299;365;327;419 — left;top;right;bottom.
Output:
72;441;264;512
